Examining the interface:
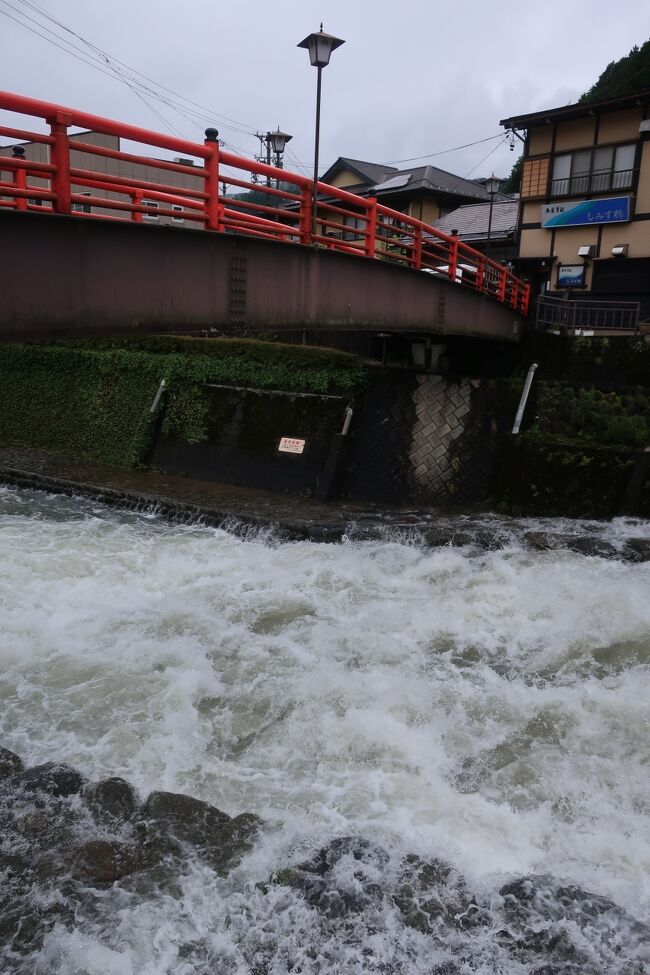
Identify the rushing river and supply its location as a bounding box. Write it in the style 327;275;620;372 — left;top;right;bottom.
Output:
1;485;649;975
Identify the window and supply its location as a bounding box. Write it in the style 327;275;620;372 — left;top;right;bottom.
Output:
171;204;184;224
551;143;636;196
342;214;365;241
142;200;159;220
520;157;550;198
72;193;91;214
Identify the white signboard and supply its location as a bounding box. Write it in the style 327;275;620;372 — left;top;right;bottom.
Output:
278;437;305;454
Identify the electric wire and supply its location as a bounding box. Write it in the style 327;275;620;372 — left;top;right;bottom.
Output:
0;0;262;142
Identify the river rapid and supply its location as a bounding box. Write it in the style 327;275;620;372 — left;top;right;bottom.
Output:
0;485;649;974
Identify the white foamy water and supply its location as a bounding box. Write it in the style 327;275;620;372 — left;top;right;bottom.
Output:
1;486;649;974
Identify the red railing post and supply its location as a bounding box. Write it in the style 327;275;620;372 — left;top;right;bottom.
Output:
49;110;72;214
203;128;222;232
476;255;485;294
522;282;531;316
299;183;312;245
365;196;377;259
11;147;27;211
448;234;458;283
132;189;143;222
412;224;423;269
498;265;508;302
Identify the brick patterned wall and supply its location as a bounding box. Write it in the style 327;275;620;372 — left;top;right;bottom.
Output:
342;372;510;505
409;376;474;499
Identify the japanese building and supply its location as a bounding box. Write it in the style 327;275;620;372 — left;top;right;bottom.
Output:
501;89;650;318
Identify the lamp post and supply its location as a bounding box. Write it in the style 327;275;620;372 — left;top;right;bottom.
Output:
256;129;293;186
485;173;500;257
298;24;345;239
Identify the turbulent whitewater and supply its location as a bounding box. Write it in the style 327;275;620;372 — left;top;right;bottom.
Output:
0;486;649;974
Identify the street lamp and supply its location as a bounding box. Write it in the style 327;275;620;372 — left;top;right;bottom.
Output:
268;128;292;168
298;24;345;239
255;128;293;187
485;173;500;257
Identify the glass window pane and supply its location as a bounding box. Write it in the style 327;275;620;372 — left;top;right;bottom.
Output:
553;155;571;179
593;146;613;172
571;150;591;175
614;144;635;172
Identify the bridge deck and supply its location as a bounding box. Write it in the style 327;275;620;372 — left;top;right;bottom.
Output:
0;89;529;337
0;208;523;342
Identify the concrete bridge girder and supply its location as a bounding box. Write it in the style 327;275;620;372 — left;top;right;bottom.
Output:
0;210;522;342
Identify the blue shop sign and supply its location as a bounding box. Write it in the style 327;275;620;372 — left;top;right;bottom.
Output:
541;196;630;228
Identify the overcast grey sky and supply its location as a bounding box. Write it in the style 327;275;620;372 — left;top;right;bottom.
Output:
0;1;647;181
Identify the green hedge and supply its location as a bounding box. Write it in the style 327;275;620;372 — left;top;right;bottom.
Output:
0;339;367;468
532;382;650;448
496;435;640;517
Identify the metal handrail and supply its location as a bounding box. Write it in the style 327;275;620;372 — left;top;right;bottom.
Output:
536;294;640;332
0;89;530;315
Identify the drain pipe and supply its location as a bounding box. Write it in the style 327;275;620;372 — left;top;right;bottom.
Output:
149;379;167;414
512;363;538;434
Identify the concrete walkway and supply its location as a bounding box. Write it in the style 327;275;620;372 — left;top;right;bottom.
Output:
0;447;443;540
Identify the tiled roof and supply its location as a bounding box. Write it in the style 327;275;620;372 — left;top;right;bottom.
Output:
373;164;497;202
431;199;519;240
321;157;398;186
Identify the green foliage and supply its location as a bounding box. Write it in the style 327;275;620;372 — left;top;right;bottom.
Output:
580;38;650;102
0;339;367;469
532;382;650;447
501;155;522;195
496;435;636;517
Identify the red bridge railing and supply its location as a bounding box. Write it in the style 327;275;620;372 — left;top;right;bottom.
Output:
0;90;530;315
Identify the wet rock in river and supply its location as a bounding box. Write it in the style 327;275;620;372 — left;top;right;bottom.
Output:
393;854;487;934
83;776;139;823
0;746;24;779
72;838;145;884
498;875;650;970
143;790;260;872
15;761;86;798
624;537;650;562
525;531;620;559
524;531;564;551
270;837;389;918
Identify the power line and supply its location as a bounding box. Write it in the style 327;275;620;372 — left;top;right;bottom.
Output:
380;133;503;166
12;0;264;136
0;0;263;142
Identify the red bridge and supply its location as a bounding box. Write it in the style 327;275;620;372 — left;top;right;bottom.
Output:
0;91;529;342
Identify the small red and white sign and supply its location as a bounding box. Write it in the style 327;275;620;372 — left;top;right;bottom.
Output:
278;437;306;454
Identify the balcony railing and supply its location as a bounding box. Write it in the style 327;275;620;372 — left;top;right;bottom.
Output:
536;295;640;332
550;169;634;197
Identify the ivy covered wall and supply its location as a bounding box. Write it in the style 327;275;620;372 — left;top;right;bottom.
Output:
0;338;367;469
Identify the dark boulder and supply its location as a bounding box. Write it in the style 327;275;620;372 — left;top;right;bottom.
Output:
306;525;347;543
624;537;650;562
393;855;486;934
72;839;145;884
525;532;620;558
524;531;564;551
84;777;139;822
142;790;260;872
498;875;650;967
564;536;619;559
0;746;24;780
299;836;389;876
16;762;85;798
270;837;389;918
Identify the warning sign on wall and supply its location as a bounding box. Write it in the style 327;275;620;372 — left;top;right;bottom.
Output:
278;437;306;454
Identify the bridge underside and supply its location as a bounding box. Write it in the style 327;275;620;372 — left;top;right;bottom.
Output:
0;210;522;342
